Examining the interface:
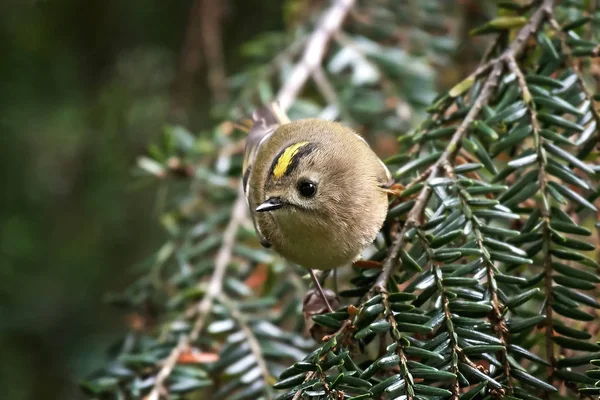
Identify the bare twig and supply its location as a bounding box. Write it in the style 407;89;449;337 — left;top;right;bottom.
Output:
292;371;317;400
311;66;355;122
169;0;228;123
190;191;248;341
148;190;248;400
169;0;204;123
373;0;554;292
277;0;355;111
585;0;597;42
312;66;339;107
200;0;228;102
219;294;273;396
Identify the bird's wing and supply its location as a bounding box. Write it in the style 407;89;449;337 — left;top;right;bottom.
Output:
377;158;394;188
348;128;393;188
242;102;289;195
242;102;290;248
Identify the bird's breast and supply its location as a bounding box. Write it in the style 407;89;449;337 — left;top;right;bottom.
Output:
258;207;382;270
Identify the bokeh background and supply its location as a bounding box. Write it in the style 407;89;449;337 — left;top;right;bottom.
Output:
0;1;491;399
0;1;285;399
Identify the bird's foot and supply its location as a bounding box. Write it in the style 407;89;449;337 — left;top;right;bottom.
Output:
382;183;405;197
366;282;388;301
352;260;383;269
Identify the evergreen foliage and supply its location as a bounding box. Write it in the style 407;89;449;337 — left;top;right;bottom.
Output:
82;1;600;399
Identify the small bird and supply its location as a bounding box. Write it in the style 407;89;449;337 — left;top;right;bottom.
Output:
242;103;392;310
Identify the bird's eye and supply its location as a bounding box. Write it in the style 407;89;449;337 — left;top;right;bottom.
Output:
297;180;317;198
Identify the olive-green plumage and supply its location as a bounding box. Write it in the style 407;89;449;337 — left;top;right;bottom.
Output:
243;103;391;271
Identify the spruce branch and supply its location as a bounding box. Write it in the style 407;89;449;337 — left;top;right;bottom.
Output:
548;17;600;144
147;190;248;400
381;292;416;400
373;0;554;293
417;230;462;400
444;169;515;395
506;54;557;384
218;294;274;398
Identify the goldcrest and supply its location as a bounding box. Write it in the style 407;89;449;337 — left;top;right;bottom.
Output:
242;103;392;271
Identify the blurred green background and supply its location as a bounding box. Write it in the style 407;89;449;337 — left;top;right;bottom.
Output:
0;1;283;398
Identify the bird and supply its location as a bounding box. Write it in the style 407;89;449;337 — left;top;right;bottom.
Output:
242;102;392;311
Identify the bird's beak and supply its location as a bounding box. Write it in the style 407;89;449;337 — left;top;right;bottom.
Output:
256;197;284;212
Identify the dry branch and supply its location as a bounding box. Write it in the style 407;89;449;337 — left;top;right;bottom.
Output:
277;0;355;111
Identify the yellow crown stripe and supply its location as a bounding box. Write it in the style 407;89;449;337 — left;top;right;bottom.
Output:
272;141;310;179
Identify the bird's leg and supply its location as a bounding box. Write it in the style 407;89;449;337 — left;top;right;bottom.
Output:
309;269;334;313
382;183;405;197
332;267;339;295
353;260;383;269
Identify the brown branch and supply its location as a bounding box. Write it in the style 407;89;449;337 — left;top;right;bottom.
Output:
312;66;339;107
456;0;488;79
379;292;415;400
169;0;204;124
277;0;355;111
169;0;228;124
372;0;554;292
200;0;228;103
292;371;317;400
585;0;597;41
311;66;355;123
147;189;248;400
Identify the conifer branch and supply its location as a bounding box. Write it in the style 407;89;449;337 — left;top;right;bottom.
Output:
147;190;248;400
506;54;556;383
373;0;554;292
219;294;273;397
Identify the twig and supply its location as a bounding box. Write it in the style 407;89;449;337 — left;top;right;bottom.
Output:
372;0;554;292
334;30;414;122
292;371;317;400
585;0;597;41
219;294;273;397
508;43;557;386
381;291;416;399
456;0;489;78
548;17;600;141
277;0;355;111
312;66;339;107
147;189;248;400
192;188;248;339
418;230;460;399
311;66;354;123
200;0;228;102
169;0;204;123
